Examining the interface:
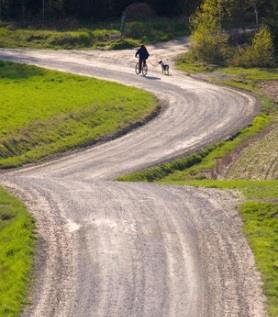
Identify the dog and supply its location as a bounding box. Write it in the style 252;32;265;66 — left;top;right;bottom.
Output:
158;60;170;75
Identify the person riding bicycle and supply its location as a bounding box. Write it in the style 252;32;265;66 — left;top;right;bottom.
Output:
135;45;150;74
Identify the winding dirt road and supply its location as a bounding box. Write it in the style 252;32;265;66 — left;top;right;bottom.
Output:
0;40;266;316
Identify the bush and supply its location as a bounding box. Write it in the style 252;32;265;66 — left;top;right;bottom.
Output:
191;27;228;64
230;26;274;67
48;32;93;48
109;38;140;49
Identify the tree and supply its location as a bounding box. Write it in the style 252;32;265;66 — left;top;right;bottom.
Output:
230;25;274;67
190;0;228;63
251;25;274;65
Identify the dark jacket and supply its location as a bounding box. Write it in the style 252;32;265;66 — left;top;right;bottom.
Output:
135;46;150;60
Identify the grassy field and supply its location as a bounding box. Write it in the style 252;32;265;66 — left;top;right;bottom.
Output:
0;61;157;168
0;17;188;49
118;63;278;316
0;187;35;317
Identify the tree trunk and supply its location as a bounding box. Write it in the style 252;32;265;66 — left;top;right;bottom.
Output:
120;11;127;39
253;2;259;28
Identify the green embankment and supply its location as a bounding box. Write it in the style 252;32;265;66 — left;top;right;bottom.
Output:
0;18;187;49
0;187;35;317
0;61;157;168
118;63;278;316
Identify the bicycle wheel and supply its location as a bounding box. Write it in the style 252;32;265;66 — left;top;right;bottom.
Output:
135;63;140;75
142;64;148;76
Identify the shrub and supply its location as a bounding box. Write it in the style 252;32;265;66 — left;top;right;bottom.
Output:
109;38;140;49
230;26;274;67
47;32;93;48
191;27;228;64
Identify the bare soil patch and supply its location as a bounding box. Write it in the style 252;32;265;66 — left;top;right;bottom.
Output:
260;80;278;102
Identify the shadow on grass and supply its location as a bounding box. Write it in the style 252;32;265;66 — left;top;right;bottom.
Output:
0;60;44;80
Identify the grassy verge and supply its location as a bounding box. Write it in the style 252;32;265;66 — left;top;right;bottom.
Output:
0;61;158;168
118;60;278;316
176;53;278;78
0;187;35;317
117;114;271;182
0;17;188;49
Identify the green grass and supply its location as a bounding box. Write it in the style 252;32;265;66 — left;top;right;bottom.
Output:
0;61;158;168
176;52;278;78
240;201;278;317
0;26;122;49
176;53;217;73
176;53;278;96
0;17;188;49
0;187;35;317
219;67;278;80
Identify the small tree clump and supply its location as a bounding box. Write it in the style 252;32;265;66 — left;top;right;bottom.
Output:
190;0;228;64
230;25;274;67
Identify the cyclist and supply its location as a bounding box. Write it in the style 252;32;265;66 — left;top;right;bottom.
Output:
135;45;150;74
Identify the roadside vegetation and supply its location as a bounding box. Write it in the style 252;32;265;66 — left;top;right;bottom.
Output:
188;0;276;69
0;17;188;49
0;61;157;168
0;187;35;317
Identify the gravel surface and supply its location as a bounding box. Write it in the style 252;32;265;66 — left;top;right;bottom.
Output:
0;39;266;317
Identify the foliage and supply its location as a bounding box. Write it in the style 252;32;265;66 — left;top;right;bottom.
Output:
109;38;140;50
230;26;274;67
0;61;157;167
0;187;35;317
187;0;277;66
0;17;188;49
190;0;229;64
0;0;277;51
0;0;201;21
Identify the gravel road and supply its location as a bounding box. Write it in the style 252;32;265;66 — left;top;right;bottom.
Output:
0;39;266;317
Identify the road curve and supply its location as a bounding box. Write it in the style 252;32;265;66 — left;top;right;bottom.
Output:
0;40;266;317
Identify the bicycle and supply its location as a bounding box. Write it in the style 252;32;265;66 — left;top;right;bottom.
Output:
135;60;148;76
